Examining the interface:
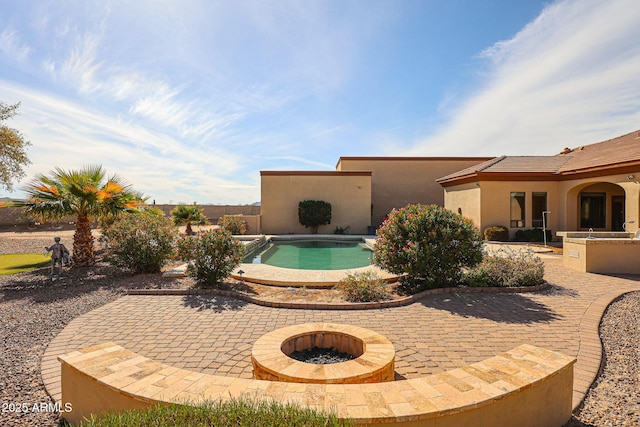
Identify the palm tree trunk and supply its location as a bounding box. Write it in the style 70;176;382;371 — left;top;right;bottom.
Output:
73;213;95;266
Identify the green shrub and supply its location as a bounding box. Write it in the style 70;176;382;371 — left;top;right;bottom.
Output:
176;228;244;286
335;271;391;302
514;228;552;242
78;397;352;427
102;211;177;274
298;200;331;233
218;215;247;235
483;225;510;241
464;248;545;288
373;204;483;293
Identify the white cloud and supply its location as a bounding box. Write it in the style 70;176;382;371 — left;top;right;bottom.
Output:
408;0;640;156
60;31;104;95
0;81;257;204
0;28;32;63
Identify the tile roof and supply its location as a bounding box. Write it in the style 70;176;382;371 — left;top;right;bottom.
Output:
558;130;640;172
437;129;640;183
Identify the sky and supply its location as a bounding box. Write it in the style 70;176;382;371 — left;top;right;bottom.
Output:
1;0;639;204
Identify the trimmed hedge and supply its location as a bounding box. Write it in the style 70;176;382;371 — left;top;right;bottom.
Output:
483;225;509;241
514;228;552;242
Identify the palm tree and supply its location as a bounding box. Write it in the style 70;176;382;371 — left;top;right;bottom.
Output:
15;165;144;266
170;203;209;235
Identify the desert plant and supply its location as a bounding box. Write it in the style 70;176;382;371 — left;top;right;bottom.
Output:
333;226;350;235
176;228;244;285
373;204;483;293
171;203;210;235
13;165;144;266
298;200;331;234
463;247;545;288
102;210;178;274
335;271;391;302
514;228;552;242
483;225;510;241
218;215;247;235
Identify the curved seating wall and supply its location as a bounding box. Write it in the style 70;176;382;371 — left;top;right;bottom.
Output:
58;342;575;426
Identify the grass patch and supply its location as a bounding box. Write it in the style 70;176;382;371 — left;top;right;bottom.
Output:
0;253;51;275
77;397;352;427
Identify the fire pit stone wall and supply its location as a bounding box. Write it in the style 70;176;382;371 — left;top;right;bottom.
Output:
251;323;395;384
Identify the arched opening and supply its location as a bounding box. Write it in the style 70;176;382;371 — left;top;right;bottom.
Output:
567;182;626;231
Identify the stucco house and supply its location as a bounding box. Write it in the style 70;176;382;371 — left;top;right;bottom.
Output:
260;130;640;237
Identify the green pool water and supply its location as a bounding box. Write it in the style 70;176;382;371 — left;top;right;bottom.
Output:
249;240;372;270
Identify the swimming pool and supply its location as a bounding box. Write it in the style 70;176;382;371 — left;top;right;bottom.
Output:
247;239;373;270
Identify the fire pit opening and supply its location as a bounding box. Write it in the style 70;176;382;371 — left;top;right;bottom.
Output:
252;323;395;384
281;331;364;364
289;347;355;364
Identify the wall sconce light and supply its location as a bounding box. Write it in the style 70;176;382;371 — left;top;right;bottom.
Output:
627;175;635;181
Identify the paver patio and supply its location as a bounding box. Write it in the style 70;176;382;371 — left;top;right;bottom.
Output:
41;254;640;412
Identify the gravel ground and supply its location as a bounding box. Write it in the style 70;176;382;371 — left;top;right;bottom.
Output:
568;291;640;427
0;234;638;426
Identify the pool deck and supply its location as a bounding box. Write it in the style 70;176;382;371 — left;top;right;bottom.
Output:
164;235;400;286
165;263;400;287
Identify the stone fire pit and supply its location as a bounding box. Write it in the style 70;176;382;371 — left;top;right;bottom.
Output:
251;323;395;384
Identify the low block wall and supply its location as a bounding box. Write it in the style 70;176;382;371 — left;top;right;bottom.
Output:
563;237;640;274
58;342;574;426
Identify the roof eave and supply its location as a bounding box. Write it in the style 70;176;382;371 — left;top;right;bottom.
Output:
438;172;561;187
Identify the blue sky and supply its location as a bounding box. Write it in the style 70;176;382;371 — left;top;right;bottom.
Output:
1;0;639;204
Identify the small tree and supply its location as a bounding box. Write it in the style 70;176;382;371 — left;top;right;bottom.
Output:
176;228;244;286
171;203;209;235
373;204;483;293
0;101;31;192
102;209;177;274
298;200;331;234
218;215;247;235
15;165;143;266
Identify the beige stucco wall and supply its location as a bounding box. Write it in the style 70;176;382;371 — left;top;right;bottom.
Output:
480;181;561;238
337;158;491;226
260;172;372;234
563;237;640;274
60;362;155;425
442;183;481;226
443;171;640;237
444;181;561;239
558;172;640;232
